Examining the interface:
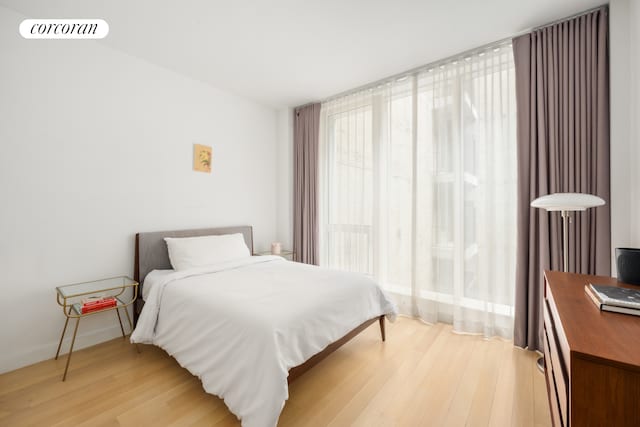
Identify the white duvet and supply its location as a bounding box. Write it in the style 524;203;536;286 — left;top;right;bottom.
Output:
131;256;397;427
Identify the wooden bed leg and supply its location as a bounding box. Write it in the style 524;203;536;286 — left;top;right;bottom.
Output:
379;315;386;342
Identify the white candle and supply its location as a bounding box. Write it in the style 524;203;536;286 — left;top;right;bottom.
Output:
271;242;282;255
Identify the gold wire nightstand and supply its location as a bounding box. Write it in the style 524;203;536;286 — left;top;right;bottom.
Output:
55;276;138;381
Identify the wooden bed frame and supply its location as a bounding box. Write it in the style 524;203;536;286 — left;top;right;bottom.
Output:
133;226;386;383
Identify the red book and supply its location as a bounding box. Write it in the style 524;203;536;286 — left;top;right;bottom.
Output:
82;297;116;307
81;300;117;313
84;299;116;308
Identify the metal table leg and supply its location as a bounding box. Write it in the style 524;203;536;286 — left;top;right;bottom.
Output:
115;308;125;338
122;306;133;334
55;306;73;360
62;317;81;381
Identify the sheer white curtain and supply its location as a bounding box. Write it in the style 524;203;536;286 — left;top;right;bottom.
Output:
319;43;517;338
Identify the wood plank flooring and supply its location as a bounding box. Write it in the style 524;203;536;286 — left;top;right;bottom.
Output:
0;318;550;426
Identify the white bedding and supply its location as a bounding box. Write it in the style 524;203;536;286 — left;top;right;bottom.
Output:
131;256;397;427
141;269;173;300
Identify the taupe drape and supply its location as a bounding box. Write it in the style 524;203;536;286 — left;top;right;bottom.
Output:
293;103;321;265
513;7;610;351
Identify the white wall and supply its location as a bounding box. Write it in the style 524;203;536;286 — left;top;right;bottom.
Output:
630;0;640;244
0;6;278;373
610;0;632;273
610;0;640;274
275;108;294;250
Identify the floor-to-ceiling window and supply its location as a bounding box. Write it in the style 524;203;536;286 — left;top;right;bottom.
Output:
319;42;517;338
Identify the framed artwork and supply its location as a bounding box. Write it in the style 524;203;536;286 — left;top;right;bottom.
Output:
193;144;212;173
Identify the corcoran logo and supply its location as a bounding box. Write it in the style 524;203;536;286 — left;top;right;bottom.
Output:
19;19;109;39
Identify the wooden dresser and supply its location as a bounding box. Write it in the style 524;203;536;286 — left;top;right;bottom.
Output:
543;271;640;427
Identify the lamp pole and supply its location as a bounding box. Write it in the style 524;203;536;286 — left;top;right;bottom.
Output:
530;193;605;375
561;210;569;273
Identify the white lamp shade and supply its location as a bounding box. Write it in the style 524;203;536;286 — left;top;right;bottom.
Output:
531;193;605;211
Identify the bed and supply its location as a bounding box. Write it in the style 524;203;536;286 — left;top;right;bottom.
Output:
130;225;396;427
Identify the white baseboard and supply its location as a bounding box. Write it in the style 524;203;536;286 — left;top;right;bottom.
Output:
0;323;126;374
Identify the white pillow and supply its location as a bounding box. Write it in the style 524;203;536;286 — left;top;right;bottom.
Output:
164;233;250;271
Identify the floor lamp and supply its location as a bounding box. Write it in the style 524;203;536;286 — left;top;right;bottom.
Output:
530;192;605;372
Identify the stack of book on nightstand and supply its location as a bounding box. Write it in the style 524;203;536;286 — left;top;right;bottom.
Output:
81;296;117;313
585;283;640;317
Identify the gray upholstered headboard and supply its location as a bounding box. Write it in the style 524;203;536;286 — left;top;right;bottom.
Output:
134;225;253;307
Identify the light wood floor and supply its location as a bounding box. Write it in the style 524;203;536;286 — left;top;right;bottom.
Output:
0;318;550;427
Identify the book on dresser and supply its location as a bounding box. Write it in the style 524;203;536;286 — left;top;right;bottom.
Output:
585;283;640;316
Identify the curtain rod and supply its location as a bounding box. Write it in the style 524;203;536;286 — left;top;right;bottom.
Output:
320;37;513;104
315;4;608;105
531;4;607;32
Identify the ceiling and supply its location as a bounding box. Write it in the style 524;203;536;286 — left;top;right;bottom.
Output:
0;0;605;108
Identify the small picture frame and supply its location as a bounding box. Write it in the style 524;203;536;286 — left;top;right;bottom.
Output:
193;144;212;173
